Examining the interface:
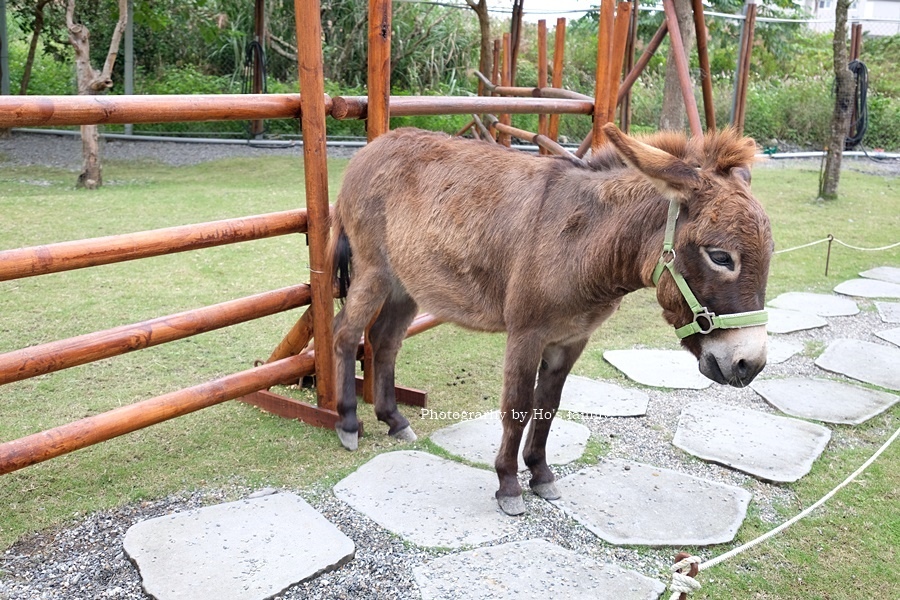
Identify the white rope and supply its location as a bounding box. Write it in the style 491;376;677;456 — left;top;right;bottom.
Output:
774;237;900;255
667;423;900;596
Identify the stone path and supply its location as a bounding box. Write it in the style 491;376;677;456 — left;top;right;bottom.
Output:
121;266;900;600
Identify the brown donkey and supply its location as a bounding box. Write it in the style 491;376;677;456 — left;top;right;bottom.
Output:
328;124;773;515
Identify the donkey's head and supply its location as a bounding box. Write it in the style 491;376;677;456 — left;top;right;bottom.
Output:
603;124;773;387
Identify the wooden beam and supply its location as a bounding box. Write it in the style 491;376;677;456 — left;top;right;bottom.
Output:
0;94;310;128
692;0;716;130
367;0;391;141
330;96;594;120
592;0;615;152
607;2;633;126
548;18;567;143
662;0;703;137
537;19;549;154
0;210;308;282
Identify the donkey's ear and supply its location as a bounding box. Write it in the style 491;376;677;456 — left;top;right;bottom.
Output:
602;124;700;202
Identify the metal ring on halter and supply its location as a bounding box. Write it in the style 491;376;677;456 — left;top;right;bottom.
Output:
693;310;717;334
661;248;676;264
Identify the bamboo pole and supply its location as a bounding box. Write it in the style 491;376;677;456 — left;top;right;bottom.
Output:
367;0;391;141
692;0;716;130
295;0;335;412
607;2;633;126
0;94;311;128
661;0;703;137
592;0;615;152
0;210;308;282
499;33;512;147
548;18;567;143
0;352;318;475
537;19;549;154
0;285;311;386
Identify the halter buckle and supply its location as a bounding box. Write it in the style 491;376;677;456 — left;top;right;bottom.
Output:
693;310;717;335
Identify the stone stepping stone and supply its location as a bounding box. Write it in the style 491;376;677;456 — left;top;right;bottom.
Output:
413;538;666;600
552;458;751;547
815;338;900;391
768;292;859;316
429;411;590;471
751;377;899;425
876;301;900;324
860;266;900;285
766;308;828;334
876;328;900;348
767;337;802;364
123;492;355;600
333;451;517;548
834;278;900;299
672;401;831;483
603;349;711;389
559;375;649;416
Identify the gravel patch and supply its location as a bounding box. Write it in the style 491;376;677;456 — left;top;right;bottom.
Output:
1;134;896;599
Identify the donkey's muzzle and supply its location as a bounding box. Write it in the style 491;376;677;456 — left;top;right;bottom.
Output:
698;326;768;387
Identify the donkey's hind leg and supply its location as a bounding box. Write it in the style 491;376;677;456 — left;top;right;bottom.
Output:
333;270;391;451
367;290;419;441
523;338;589;501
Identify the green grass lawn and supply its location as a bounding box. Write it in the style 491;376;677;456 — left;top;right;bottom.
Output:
1;154;898;598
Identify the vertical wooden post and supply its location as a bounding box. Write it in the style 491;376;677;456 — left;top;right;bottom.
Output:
548;18;567;143
490;38;501;140
537;19;549;154
607;2;633;126
250;0;266;137
294;0;335;411
692;0;715;131
620;0;639;133
363;0;392;405
499;33;512;147
661;0;703;137
731;0;757;134
367;0;391;141
592;0;615;153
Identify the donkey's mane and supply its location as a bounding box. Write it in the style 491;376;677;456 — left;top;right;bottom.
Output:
587;127;758;174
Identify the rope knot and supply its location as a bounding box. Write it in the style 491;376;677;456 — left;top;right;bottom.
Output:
668;553;702;600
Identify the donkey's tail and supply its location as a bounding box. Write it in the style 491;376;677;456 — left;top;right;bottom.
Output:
326;208;352;299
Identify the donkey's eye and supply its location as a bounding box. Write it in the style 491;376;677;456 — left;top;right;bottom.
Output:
708;250;735;270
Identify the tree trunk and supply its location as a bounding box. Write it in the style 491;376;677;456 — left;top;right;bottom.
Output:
20;0;53;95
66;0;127;190
819;0;854;200
659;0;695;131
466;0;492;95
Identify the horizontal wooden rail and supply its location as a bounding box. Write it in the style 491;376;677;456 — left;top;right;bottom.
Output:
0;352;317;475
483;115;581;161
0;94;319;128
330;95;594;120
473;71;594;102
0;285;311;386
0;210;308;281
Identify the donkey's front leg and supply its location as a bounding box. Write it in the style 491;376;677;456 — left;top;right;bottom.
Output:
524;338;589;501
495;333;544;516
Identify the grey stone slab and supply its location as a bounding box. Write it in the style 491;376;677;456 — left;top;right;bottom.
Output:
429;411;590;471
122;493;354;600
766;308;828;334
768;292;859;316
860;266;900;285
876;301;900;324
834;278;900;299
767;337;803;364
815;338;900;391
552;459;751;547
751;377;899;425
672;401;831;482
876;328;900;348
333;451;517;548
603;349;711;389
559;375;649;416
413;538;665;600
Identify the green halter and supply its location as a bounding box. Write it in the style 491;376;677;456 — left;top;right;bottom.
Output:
652;198;768;339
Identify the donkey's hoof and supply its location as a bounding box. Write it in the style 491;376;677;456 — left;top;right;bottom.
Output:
531;481;561;501
335;426;359;451
497;494;526;516
391;425;418;443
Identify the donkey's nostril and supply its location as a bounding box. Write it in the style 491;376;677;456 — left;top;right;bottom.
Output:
735;359;749;379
